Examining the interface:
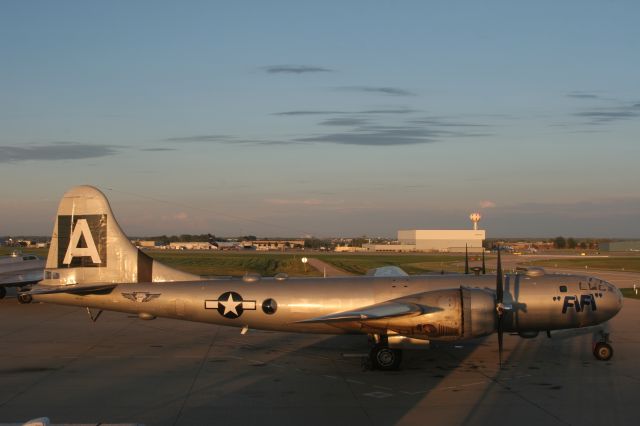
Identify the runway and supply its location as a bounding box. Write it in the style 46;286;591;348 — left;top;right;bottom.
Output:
0;287;638;426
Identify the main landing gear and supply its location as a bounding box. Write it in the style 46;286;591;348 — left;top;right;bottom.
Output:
593;331;613;361
363;335;402;371
17;293;32;304
0;287;6;299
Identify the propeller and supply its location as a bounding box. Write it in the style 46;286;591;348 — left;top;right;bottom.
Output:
464;244;469;274
496;246;505;367
482;249;486;274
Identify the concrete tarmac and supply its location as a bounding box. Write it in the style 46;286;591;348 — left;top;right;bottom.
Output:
0;289;638;426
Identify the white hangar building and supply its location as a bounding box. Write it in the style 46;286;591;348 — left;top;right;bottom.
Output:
363;213;486;253
397;229;485;253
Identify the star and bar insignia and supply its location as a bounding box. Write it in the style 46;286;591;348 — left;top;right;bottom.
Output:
205;291;256;319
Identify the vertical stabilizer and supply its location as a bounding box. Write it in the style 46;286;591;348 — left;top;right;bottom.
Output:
43;185;202;286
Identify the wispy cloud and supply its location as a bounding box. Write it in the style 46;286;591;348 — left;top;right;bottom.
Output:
319;117;369;126
574;103;640;124
296;127;440;146
360;108;418;114
479;200;496;209
567;91;601;99
336;86;416;96
265;198;328;206
164;134;231;143
273;107;417;116
409;116;490;128
141;147;175;152
263;65;333;74
272;110;347;116
0;142;119;163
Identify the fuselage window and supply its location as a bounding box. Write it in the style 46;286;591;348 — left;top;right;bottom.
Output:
559;285;568;293
262;298;278;315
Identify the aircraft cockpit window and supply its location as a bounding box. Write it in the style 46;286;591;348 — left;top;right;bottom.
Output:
559;285;568;292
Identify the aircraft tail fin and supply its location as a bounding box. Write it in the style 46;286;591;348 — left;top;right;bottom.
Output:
42;185;201;286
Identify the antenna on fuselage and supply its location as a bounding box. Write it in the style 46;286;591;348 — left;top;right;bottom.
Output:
495;246;505;367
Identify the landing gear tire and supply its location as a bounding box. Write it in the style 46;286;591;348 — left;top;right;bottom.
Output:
370;344;402;371
0;287;6;299
593;342;613;361
17;293;32;304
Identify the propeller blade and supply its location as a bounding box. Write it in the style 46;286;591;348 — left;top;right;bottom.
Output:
482;249;486;274
496;246;503;304
496;245;505;367
464;244;469;274
498;320;504;367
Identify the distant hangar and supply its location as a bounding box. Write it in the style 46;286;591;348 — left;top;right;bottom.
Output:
364;229;485;253
599;241;640;252
363;213;486;253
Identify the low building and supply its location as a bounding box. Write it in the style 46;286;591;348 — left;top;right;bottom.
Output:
136;240;162;248
169;242;217;250
334;246;369;253
599;241;640;252
247;240;305;251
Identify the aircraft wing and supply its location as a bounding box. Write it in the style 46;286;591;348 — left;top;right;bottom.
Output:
297;297;442;324
0;269;44;287
25;283;117;295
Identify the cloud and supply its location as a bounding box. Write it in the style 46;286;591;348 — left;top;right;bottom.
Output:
479;200;496;209
173;212;189;220
567;91;600;99
164;135;231;143
272;107;418;116
409;116;490;128
360;108;418;114
296;127;440;146
141;147;175;152
319;117;369;126
0;142;119;163
574;105;640;124
263;65;333;74
264;198;328;206
336;86;416;96
272;110;348;116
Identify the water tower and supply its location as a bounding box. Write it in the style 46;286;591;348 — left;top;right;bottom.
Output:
469;212;482;231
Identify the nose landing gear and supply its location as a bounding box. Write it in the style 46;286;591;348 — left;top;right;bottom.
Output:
593;331;613;361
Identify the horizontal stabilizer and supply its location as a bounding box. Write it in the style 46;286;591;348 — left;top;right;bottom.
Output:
24;283;117;295
297;299;441;324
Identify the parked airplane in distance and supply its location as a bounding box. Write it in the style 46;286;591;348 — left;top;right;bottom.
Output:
21;186;623;369
0;252;44;300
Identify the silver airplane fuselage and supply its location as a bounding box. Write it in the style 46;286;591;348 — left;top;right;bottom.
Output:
35;272;623;340
24;186;624;368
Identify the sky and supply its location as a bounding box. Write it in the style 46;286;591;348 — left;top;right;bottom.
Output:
1;0;639;238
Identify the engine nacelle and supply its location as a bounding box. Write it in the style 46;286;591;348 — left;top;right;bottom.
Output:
387;335;431;349
378;287;496;341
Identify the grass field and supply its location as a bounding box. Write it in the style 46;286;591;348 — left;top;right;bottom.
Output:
145;250;322;277
0;247;48;257
316;253;465;275
621;288;640;300
524;257;640;272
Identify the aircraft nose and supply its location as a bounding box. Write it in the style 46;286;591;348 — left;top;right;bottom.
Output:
612;285;623;313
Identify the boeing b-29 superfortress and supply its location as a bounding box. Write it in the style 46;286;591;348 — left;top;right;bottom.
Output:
20;186;623;370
